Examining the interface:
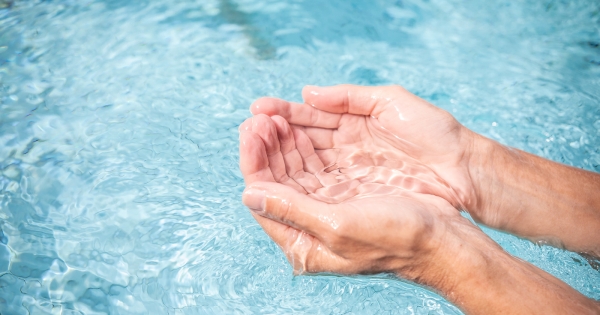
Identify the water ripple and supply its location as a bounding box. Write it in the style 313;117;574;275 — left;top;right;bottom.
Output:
0;0;599;314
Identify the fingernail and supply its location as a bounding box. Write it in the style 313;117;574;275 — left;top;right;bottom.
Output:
243;188;266;213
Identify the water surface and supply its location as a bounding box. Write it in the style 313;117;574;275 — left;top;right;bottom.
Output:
1;0;599;314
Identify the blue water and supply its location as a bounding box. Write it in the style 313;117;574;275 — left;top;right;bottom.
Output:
1;0;599;313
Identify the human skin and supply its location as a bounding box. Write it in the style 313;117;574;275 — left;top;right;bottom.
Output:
249;84;600;257
240;85;600;314
239;114;469;277
238;115;600;314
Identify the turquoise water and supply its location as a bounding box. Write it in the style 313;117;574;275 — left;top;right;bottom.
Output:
1;0;599;313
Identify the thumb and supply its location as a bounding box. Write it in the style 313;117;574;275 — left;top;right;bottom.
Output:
242;181;335;237
302;84;401;116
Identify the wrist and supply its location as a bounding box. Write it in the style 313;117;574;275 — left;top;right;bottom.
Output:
401;216;504;295
392;208;502;292
405;218;600;314
463;131;506;224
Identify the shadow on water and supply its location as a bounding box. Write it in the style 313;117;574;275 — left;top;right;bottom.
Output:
156;0;415;61
0;0;12;9
154;0;276;59
216;0;417;59
219;0;276;60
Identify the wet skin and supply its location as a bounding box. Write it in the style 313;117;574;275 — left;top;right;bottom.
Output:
239;85;600;314
239;113;477;277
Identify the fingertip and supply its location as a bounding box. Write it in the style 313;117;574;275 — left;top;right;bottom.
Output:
240;126;254;146
250;98;271;115
250;113;271;132
250;114;281;153
250;97;287;116
238;118;253;133
242;187;266;213
239;132;270;176
249;98;265;115
302;85;322;106
239;129;257;148
302;85;319;93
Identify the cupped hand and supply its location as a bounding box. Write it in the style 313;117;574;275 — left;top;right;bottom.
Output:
249;85;481;211
239;87;600;315
238;114;480;280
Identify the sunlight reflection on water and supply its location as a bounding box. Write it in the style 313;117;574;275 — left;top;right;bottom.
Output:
0;0;599;313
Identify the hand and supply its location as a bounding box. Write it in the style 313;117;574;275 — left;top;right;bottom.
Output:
249;85;600;256
238;114;479;281
250;85;489;221
239;89;600;315
238;112;600;315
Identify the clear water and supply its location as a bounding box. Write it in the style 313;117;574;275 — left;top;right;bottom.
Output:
1;0;599;313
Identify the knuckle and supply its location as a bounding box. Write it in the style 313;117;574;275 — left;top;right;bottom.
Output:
323;225;347;248
325;232;343;249
273;197;294;224
439;110;459;127
309;107;318;124
387;84;407;94
334;223;350;241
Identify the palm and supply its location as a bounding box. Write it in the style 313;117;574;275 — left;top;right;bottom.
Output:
239;114;460;275
250;85;475;209
312;98;461;161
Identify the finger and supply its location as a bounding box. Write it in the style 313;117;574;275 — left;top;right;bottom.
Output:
242;181;337;237
302;84;397;116
314;150;338;167
249;212;319;274
292;127;338;186
251;114;306;192
239;132;275;184
251;97;343;128
238;118;253;133
291;125;335;149
290;126;325;173
271;116;323;193
271;115;305;175
251;114;280;156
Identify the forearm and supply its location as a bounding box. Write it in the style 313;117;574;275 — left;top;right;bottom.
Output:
468;134;600;256
412;223;600;315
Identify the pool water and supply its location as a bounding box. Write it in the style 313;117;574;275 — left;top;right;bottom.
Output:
1;0;599;314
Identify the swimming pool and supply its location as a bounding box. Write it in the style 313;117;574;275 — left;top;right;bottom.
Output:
1;0;599;313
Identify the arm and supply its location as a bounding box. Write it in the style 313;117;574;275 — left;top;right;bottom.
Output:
425;222;600;314
250;84;600;257
239;113;600;315
468;134;600;256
